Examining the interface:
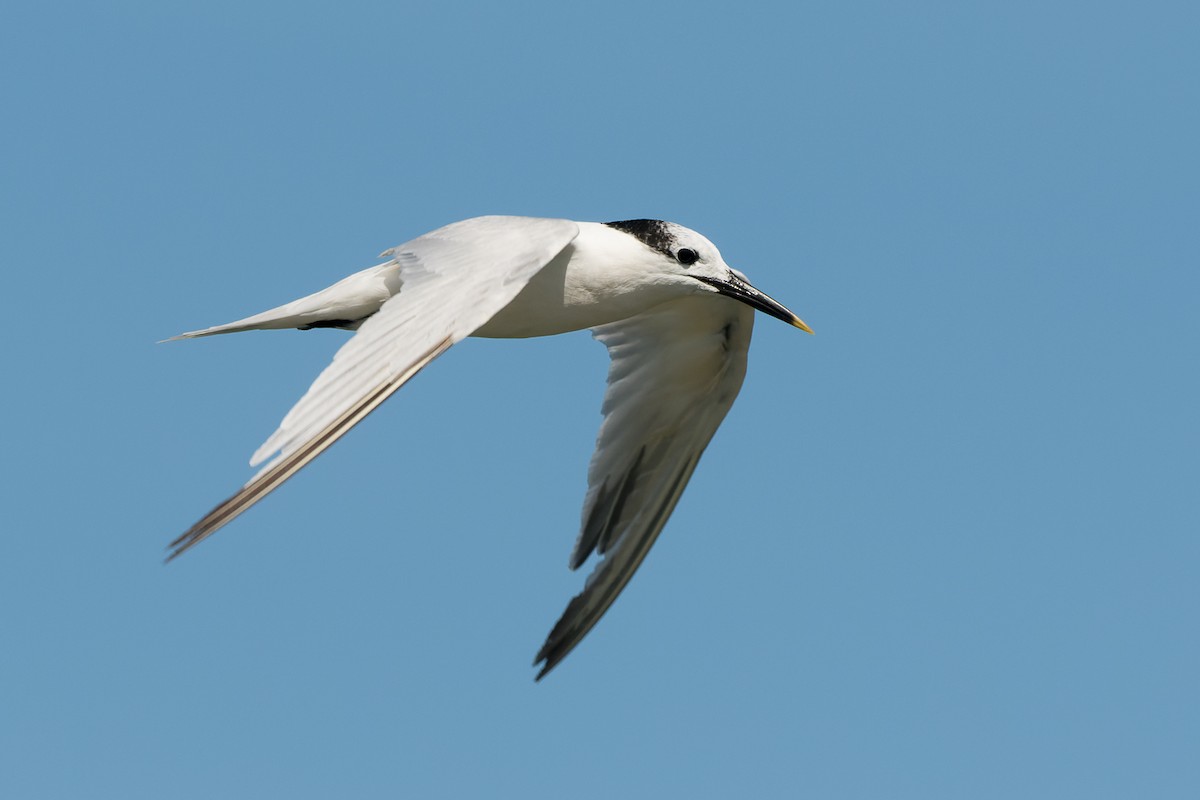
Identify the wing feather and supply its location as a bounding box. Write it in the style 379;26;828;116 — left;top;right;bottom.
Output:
169;216;579;560
533;292;755;679
167;337;453;560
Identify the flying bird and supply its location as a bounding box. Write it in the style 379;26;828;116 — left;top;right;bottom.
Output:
167;216;812;679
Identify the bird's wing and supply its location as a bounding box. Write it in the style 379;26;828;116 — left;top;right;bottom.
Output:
534;292;756;678
169;216;579;560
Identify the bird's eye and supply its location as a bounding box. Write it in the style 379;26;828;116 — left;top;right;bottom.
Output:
676;248;699;266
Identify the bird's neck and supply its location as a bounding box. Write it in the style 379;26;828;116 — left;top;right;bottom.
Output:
472;223;688;339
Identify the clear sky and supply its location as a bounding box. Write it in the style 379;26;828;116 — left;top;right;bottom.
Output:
2;2;1197;798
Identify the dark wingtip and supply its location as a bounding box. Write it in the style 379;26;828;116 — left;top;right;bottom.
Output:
531;593;590;681
532;645;563;682
532;641;553;680
163;528;203;564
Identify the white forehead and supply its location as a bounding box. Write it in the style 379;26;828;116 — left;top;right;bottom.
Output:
603;219;724;262
663;222;720;256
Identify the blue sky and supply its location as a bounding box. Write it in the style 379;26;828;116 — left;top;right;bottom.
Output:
2;2;1197;797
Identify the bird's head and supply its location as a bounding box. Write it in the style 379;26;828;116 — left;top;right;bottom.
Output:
604;219;813;333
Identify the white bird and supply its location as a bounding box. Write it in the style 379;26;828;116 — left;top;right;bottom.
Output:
167;216;812;679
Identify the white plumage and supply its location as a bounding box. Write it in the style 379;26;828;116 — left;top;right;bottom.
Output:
167;215;811;678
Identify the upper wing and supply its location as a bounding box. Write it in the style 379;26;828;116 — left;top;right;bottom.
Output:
533;292;756;679
168;216;579;560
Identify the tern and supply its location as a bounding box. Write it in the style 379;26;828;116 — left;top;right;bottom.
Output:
167;216;812;679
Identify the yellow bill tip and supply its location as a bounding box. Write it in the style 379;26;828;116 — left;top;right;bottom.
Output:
792;317;815;334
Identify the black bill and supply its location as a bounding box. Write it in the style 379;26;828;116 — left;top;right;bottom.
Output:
696;274;814;333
